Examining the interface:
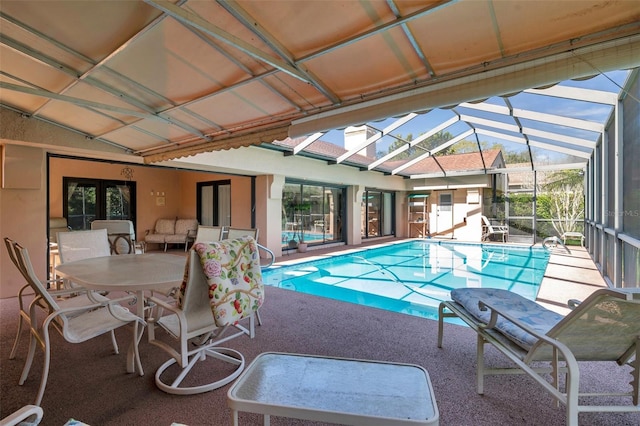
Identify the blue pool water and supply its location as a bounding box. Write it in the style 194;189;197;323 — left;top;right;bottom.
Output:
262;240;551;321
281;231;325;243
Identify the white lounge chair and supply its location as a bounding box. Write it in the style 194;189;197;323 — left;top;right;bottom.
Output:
438;287;640;425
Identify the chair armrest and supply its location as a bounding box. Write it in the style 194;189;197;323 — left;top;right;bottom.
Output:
478;299;576;363
40;293;142;326
147;295;180;313
1;405;43;426
567;299;581;309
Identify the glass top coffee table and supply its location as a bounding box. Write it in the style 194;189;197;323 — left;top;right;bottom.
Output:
227;352;439;425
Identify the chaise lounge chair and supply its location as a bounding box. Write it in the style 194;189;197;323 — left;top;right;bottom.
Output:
437;287;640;425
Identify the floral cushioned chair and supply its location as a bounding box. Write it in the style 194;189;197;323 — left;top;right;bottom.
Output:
147;236;264;395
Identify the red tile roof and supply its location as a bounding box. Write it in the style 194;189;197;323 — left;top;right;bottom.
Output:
270;138;504;176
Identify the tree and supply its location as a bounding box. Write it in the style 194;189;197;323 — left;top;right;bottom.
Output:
384;131;455;160
541;170;585;235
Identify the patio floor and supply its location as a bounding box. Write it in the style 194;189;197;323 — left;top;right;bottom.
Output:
2;239;638;425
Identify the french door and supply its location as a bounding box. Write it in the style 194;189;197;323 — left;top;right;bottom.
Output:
197;180;231;226
63;177;136;230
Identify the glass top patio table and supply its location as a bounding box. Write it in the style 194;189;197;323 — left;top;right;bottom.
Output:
55;253;186;374
55;253;185;294
227;352;439;425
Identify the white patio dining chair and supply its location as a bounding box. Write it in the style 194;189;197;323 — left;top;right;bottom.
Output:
147;236;264;395
4;237;114;362
12;241;144;405
225;227;259;241
56;229;111;289
90;219;144;254
194;225;224;243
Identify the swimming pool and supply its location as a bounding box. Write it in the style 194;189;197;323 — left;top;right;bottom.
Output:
262;240;551;322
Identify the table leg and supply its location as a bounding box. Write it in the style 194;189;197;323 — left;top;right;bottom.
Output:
126;290;146;375
231;410;238;426
264;414;270;426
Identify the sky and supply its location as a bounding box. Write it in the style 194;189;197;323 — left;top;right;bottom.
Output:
315;69;630;166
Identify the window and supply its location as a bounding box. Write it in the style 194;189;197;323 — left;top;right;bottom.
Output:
63;177;136;230
283;182;344;249
361;189;395;238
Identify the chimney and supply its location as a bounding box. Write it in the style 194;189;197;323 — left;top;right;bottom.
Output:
344;125;377;158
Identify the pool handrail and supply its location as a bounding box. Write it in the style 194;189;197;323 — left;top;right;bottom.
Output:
257;243;275;269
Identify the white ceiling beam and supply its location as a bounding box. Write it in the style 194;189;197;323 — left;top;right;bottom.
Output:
368;115;460;170
527;140;591;159
485;163;586;174
524;85;617;105
1;82;160;122
337;113;417;163
369;144;411;169
459;114;520;133
513;108;603;132
522;127;595;148
460;101;603;132
460;114;596;149
459;102;509;115
410;170;493;180
475;128;591;158
293;132;324;154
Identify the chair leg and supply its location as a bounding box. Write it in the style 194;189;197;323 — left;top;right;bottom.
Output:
18;333;37;385
155;347;244;395
34;332;52;406
110;330;119;355
130;320;144;376
9;315;24;360
476;333;485;395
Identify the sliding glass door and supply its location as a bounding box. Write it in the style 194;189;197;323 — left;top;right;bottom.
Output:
283;181;344;249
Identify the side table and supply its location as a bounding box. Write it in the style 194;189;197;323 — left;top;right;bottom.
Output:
227;352;439;425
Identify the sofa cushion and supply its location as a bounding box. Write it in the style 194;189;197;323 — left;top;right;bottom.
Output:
451;288;564;351
175;219;198;235
145;234;166;244
154;219;176;235
165;219;198;244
